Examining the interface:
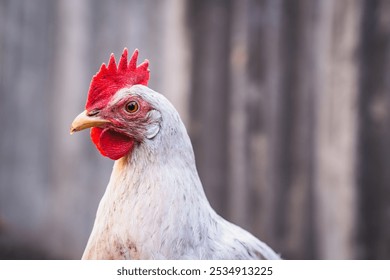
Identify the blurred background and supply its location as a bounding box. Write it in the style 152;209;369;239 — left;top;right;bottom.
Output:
0;0;389;259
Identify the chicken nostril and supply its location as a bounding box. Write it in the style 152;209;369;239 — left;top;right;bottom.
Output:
87;110;100;117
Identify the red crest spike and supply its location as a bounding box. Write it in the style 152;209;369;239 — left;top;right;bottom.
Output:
118;48;128;71
107;54;117;71
85;48;150;111
128;49;139;70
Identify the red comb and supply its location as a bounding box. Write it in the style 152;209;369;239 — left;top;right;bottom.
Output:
86;48;150;110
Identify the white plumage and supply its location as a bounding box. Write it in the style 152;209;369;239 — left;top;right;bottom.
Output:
76;85;280;260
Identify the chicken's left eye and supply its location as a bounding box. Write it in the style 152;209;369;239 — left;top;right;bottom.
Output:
125;101;139;113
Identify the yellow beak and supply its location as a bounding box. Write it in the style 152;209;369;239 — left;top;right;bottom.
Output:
70;110;110;135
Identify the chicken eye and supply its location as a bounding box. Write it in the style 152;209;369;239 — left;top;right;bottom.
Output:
125;101;139;113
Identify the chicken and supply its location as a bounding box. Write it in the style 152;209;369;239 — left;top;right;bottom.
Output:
70;48;280;260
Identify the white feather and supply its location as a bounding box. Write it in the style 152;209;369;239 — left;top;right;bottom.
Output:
82;85;281;260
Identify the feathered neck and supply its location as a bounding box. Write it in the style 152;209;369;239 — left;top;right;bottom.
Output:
82;113;216;259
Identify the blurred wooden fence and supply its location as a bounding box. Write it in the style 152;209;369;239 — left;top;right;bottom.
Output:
1;0;390;259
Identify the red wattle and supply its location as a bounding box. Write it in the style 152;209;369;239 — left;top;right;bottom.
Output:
90;127;134;160
91;127;105;155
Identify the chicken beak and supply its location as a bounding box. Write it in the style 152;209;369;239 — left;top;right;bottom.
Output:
70;110;110;135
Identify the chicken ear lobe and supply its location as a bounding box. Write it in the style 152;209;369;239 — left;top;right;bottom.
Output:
145;123;160;139
145;110;162;139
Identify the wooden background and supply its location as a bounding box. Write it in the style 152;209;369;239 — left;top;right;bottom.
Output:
1;0;389;259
